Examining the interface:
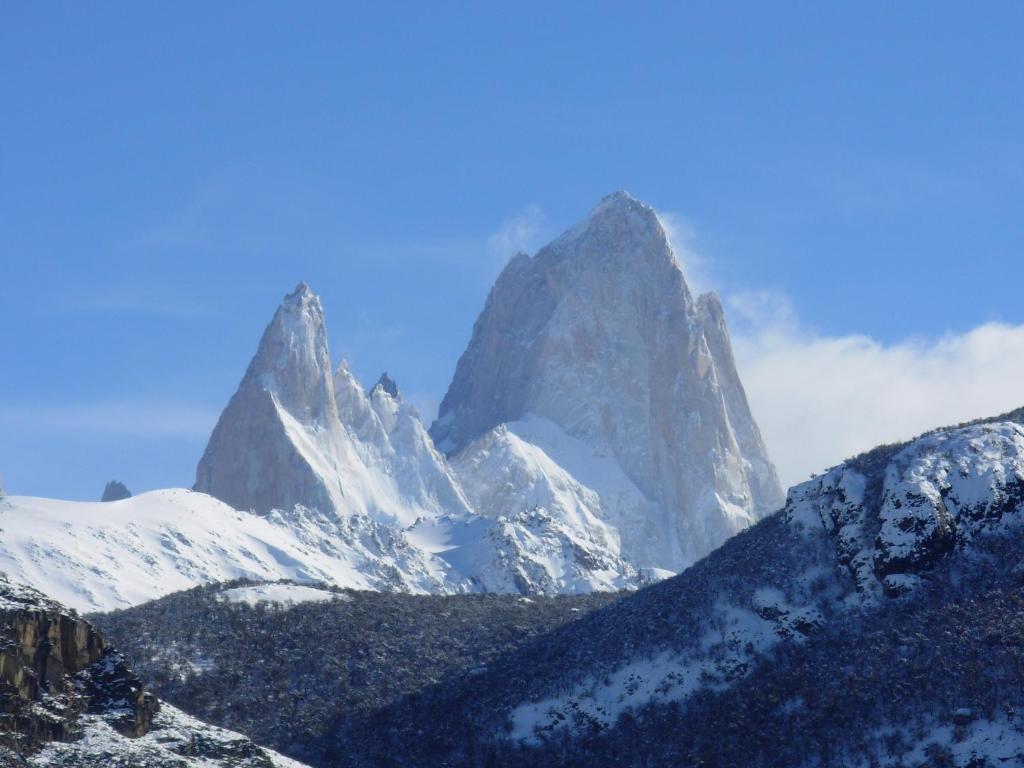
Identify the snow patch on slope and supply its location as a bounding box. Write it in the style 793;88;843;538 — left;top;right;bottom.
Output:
29;702;309;767
510;597;821;741
787;420;1024;599
0;490;457;612
219;583;347;607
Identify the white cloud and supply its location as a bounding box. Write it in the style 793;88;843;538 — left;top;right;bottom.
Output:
729;296;1024;489
656;211;714;296
0;402;218;439
487;205;546;263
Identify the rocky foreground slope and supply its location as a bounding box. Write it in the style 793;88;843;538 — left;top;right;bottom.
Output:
92;408;1024;767
0;573;307;768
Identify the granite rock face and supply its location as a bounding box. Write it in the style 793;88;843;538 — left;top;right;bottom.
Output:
0;572;310;767
432;192;784;571
0;572;157;755
195;284;471;525
195;282;350;516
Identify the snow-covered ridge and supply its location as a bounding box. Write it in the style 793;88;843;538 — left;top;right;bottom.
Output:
0;485;642;613
29;704;308;768
786;419;1024;599
502;414;1024;745
0;490;458;612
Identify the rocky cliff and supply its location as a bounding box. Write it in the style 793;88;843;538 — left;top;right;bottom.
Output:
0;572;307;767
0;571;155;757
195;282;352;516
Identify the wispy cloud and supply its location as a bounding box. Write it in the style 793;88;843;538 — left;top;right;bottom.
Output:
487;205;546;264
655;211;714;296
726;289;1024;488
0;402;218;439
58;288;213;318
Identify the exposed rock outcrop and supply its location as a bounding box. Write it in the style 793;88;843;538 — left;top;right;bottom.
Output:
0;573;156;755
0;573;309;767
100;481;131;502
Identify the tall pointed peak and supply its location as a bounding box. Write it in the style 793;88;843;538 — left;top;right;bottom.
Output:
267;282;325;341
286;281;315;301
370;372;400;400
242;282;336;427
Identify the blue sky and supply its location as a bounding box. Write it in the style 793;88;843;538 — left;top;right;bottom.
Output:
3;2;1024;498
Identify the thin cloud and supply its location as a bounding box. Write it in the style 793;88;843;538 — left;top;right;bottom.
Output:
59;288;213;318
487;205;546;263
656;211;714;296
0;402;218;439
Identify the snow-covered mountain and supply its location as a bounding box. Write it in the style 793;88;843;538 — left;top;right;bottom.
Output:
0;490;456;612
187;278;645;598
326;406;1024;767
433;191;784;572
195;282;472;526
3;194;784;607
0;487;642;612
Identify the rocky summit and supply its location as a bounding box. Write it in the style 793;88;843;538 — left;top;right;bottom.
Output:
432;191;784;572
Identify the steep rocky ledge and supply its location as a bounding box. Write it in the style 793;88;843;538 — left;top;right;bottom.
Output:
0;573;307;767
0;572;156;756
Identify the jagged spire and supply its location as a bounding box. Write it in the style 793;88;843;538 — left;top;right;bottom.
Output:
370;372;400;399
195;282;344;515
244;282;336;426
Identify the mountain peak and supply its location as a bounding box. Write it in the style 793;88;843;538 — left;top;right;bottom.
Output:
590;189;643;212
432;194;783;571
370;372;400;400
587;190;658;225
196;283;343;515
100;480;131;502
286;281;315;301
249;284;333;419
546;191;668;262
